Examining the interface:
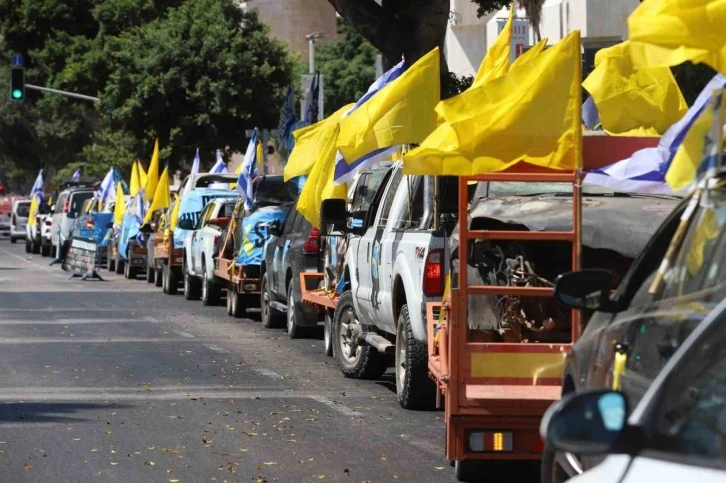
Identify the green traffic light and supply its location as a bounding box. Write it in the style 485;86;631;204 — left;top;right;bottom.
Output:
11;89;23;99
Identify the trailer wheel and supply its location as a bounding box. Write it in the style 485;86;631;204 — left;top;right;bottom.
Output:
454;460;480;482
166;264;178;295
230;284;245;318
261;273;284;328
183;264;201;300
396;304;436;410
155;265;163;287
333;291;387;379
146;263;155;284
286;283;308;339
202;265;220;306
323;310;334;357
226;286;233;315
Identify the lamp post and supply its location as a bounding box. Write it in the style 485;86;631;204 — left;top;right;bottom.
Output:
305;32;323;74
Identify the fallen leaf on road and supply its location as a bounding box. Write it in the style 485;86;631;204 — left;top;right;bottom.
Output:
169;480;180;483
435;467;444;470
263;462;276;465
144;461;155;466
25;465;33;470
91;449;98;452
72;438;81;441
110;462;118;466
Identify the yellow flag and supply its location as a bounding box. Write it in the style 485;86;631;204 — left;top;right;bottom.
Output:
628;0;726;76
28;194;39;222
143;166;170;224
582;41;687;137
297;124;347;227
666;90;726;190
145;140;160;202
473;5;513;88
337;48;440;164
284;105;351;181
404;30;582;176
113;182;125;227
130;161;141;196
510;37;548;69
139;162;147;188
686;207;720;275
168;196;181;232
256;140;265;176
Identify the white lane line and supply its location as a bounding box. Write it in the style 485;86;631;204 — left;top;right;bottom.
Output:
172;330;195;338
203;343;230;353
253;368;284;379
309;395;363;418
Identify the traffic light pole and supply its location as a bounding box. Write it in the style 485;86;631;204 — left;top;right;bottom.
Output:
25;84;99;102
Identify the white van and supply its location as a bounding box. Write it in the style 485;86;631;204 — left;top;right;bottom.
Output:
10;199;30;243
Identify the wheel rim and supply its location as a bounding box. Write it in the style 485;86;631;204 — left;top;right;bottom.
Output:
339;308;361;364
262;281;269;322
287;295;294;333
324;314;331;351
553;451;583;481
184;270;189;294
395;324;406;391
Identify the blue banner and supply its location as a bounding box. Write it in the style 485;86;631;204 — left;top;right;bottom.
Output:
234;206;289;266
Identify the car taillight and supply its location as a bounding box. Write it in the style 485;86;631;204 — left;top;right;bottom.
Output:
63;200;70;213
423;249;444;297
36;216;41;226
11;214;16;225
85;219;94;229
302;227;320;254
45;219;52;226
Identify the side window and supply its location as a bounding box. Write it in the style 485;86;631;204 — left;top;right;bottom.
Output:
55;194;68;215
378;167;403;227
661;190;726;299
196;205;212;230
282;210;298;235
393;176;425;230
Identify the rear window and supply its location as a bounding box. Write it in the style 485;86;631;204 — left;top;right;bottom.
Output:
254;178;298;207
219;202;237;218
16;202;30;217
69;191;95;216
54;193;68;214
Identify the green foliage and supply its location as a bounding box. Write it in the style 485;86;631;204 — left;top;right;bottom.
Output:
471;0;515;18
671;62;717;106
315;18;378;114
441;72;474;100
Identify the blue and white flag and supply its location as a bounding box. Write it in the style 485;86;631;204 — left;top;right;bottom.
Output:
134;191;147;245
333;59;406;185
30;170;44;197
585;73;726;193
278;85;297;147
237;130;259;210
71;168;81;182
99;168;115;205
190;148;201;176
582;97;600;130
304;73;320;123
210;149;228;174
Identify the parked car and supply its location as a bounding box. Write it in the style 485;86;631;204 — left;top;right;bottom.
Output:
0;196;14;238
182;197;236;305
26;198;52;255
541;295;726;483
540;184;721;481
51;184;95;258
10;199;30;244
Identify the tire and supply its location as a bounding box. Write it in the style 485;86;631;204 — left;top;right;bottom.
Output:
124;255;138;279
332;291;388;379
32;240;40;254
323;310;334;357
108;250;115;271
41;244;50;257
12;237;17;245
261;273;284;328
202;264;220;306
146;263;155;284
226;286;234;316
230;284;245;318
286;283;306;339
24;239;29;251
115;257;124;275
184;264;201;301
395;304;436;410
154;265;163;287
541;444;580;483
455;460;480;482
164;264;178;295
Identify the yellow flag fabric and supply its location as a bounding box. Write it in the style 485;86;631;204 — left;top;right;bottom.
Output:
139;162;147;188
582;41;687;137
168;197;181;232
28;195;39;222
628;0;726;76
145;140;160;202
256;141;265;176
404;30;582;176
510;37;548;70
130;161;141;196
284;106;351;181
143;167;170;224
686;207;720;275
113;182;126;227
473;5;513;88
666;90;726;190
337;48;440;164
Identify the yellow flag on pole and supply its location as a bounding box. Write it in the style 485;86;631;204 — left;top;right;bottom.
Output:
168;196;181;232
130;161;141;196
143;166;170;224
28;195;39;222
113;182;126;227
145;140;160;202
510;37;548;69
473;5;513;88
404;30;582;176
139;162;147;188
582;40;687;136
256;140;265;176
336;48;440;164
628;0;726;75
284;105;352;181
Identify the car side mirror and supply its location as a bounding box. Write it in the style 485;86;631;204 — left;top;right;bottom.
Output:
268;223;282;237
177;219;195;230
554;269;618;313
209;217;230;229
541;390;629;455
321;199;348;233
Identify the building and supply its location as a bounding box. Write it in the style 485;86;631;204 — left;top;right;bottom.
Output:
242;0;338;58
445;0;641;78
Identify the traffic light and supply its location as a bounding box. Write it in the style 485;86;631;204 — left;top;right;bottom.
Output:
10;66;25;101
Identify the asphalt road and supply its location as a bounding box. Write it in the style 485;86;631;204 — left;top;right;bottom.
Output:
0;241;538;483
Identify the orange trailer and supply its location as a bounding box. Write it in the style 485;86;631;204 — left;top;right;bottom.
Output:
426;134;659;479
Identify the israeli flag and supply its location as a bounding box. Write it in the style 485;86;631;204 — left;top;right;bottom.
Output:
134;191;147;245
210;149;228;174
585;73;726;192
99;168;115;205
237;130;259;210
71;168;81;182
190;148;201;176
582;97;600;130
30;170;44;197
333;59;406;185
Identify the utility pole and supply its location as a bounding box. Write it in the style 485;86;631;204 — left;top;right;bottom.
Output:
306;32;322;74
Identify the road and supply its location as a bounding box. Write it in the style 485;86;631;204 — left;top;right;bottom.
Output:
0;241;538;483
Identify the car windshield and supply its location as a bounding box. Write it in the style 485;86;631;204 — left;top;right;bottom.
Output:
16;203;30;217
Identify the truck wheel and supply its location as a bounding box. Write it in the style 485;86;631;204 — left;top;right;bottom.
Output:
165;264;178;295
115;258;125;275
155;265;163;287
261;273;284;328
108;252;115;271
51;244;57;259
323;310;334;357
230;284;245;318
124;254;138;279
395;304;436;410
226;286;233;316
146;263;155;284
333;291;387;379
41;244;50;257
202;265;220;306
24;238;30;251
32;240;40;254
183;264;201;300
286;283;308;339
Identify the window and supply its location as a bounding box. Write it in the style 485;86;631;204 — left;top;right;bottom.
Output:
219;202;236;218
54;194;68;215
196;205;213;230
378;167;403;227
393;176;425;230
653;316;726;461
68;192;94;218
282;210;298;235
15;203;30;217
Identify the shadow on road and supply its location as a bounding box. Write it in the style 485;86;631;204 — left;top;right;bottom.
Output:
0;402;131;424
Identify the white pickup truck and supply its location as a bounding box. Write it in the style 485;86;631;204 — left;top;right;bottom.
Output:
321;162;460;409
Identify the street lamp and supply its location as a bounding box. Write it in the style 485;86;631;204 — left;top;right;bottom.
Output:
305;32;323;74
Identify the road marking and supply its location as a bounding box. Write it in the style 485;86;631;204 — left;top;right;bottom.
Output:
309;395;362;418
203;343;230;353
253;368;284;379
172;330;195;338
0;247;32;264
